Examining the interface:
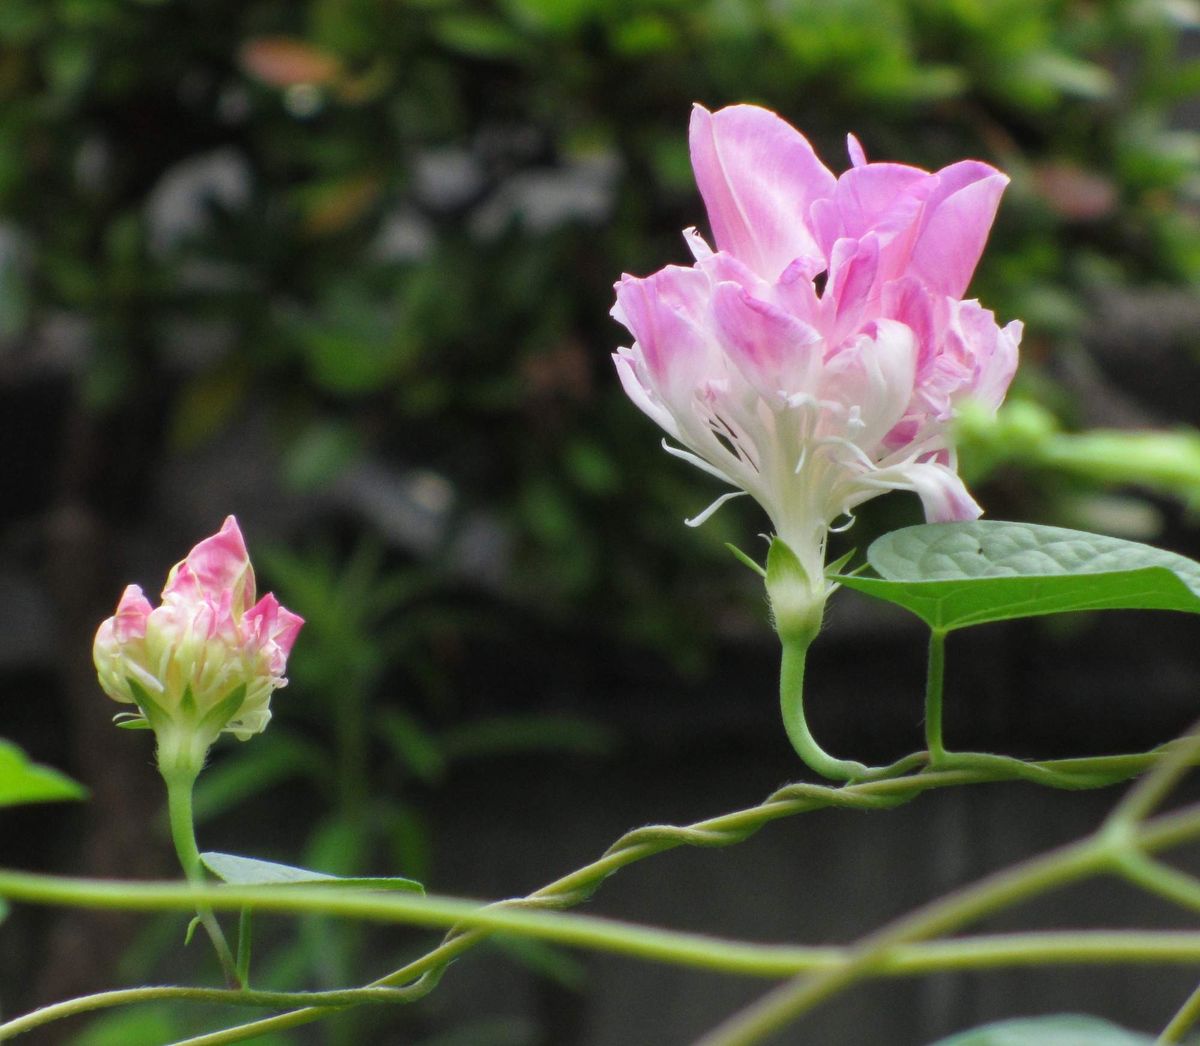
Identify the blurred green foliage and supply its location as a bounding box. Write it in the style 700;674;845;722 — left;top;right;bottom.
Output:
6;0;1200;660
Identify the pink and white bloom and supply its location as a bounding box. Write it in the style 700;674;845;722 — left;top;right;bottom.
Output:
612;104;1020;597
93;516;303;750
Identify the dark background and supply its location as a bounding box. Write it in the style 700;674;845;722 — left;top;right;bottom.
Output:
3;0;1200;1042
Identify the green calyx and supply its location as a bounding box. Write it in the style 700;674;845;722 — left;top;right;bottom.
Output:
765;538;827;645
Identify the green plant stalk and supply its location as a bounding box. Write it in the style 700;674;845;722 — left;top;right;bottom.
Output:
778;637;868;780
162;759;1193;1046
1158;979;1200;1044
8;931;1200;1042
162;763;240;988
0;755;1183;1046
235;908;252;988
0;985;419;1040
696;738;1200;1046
924;630;947;765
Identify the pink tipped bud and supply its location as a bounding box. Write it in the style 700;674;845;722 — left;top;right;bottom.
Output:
93;517;304;757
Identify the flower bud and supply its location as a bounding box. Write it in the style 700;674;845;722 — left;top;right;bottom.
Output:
93;517;303;770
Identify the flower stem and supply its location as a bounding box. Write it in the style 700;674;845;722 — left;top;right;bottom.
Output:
1158;979;1200;1043
37;753;1177;1046
163;765;241;988
924;630;947;765
778;636;868;780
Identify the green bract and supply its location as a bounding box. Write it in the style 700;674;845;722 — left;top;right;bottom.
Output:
835;520;1200;630
201;852;423;894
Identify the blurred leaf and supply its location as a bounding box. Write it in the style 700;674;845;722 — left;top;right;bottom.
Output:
411;1018;536;1046
490;933;586;989
1021;51;1115;99
0;740;85;807
240;37;342;87
441;715;614;762
838;520;1200;630
433;15;529;59
376;803;434;884
201;851;423;893
500;0;595;34
282;420;363;492
610;14;677;55
43;34;92;98
192;733;330;824
563;440;619;495
378;710;446;785
299;173;382;236
70;1006;183;1046
170;365;248;451
927;1015;1154;1045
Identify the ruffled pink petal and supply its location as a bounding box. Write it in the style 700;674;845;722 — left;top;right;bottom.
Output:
612;349;683;442
909;162;1008;298
901;460;983;522
712;282;822;398
814;162;930;265
941;298;1021;411
272;606;305;657
165;516;255;613
689;104;834;282
882;277;937;375
820;319;917;447
846;133;867;168
112;585;153;643
612;267;716;393
823;233;880;339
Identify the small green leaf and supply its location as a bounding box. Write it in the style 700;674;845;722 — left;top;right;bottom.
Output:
836;520;1200;631
0;739;86;807
200;852;423;894
927;1014;1154;1044
183;915;202;947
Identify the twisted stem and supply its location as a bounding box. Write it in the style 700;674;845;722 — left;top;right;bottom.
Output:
158;754;1163;1046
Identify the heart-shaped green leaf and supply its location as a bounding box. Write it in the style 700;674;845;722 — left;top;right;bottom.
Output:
926;1014;1154;1044
836;520;1200;630
0;739;86;807
200;851;423;894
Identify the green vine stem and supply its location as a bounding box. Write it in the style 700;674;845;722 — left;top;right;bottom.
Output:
924;630;947;765
0;985;420;1041
696;729;1200;1046
0;751;1184;1046
778;636;869;781
1158;979;1200;1044
7;930;1200;1042
161;762;240;988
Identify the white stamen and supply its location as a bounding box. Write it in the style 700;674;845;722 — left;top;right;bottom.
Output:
685;490;747;528
661;439;738;484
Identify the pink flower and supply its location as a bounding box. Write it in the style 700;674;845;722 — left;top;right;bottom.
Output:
93;516;304;744
612;104;1020;593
